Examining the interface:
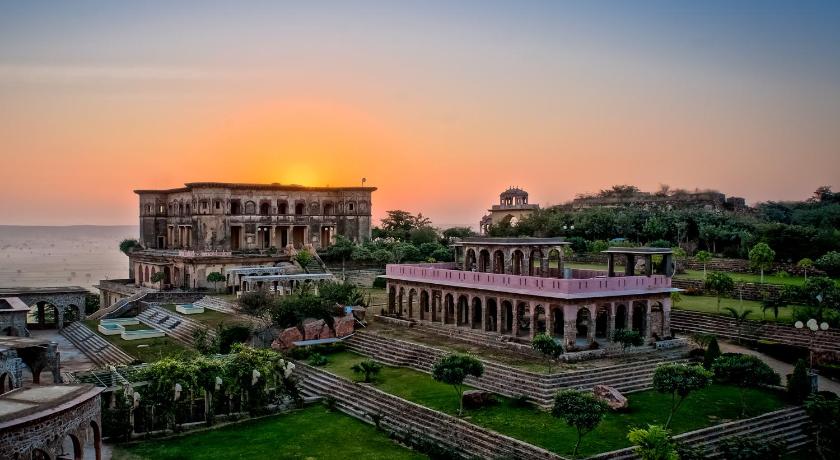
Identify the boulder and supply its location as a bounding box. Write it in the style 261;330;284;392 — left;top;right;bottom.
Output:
318;321;335;339
302;319;327;340
592;385;628;410
271;327;303;350
334;315;355;338
461;390;497;410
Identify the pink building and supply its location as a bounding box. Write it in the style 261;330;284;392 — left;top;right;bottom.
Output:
384;238;677;349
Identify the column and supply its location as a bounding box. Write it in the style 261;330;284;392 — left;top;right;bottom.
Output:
529;302;536;339
495;297;502;332
644;300;652;341
606;302;616;341
545;306;553;338
662;297;672;337
586;306;596;344
563;306;577;349
513;302;519;336
269;225;275;248
607;254;615;277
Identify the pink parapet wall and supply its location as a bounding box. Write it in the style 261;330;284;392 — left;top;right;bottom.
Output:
385;263;672;298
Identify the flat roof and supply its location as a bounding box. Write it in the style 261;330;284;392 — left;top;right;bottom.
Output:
0;297;29;312
135;182;377;194
454;237;570;246
0;384;102;427
0;286;89;295
0;336;55;349
602;247;673;255
242;273;335;282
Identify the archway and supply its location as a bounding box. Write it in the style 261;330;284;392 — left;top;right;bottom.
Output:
397;288;405;316
465;249;477;271
27;301;59;329
511;250;525;275
408;289;417;319
632;302;647;335
614;304;627;330
457;295;469;326
485;298;498;331
90;420;102;460
576;308;592;341
649;302;664;340
492;250;505;274
59;433;82;460
420;290;430;321
595;305;609;338
551;307;564;338
501;300;513;333
444;294;455;324
0;372;13;394
388;287;396;314
471;297;483;329
478;250;491;272
533;305;546;333
548;249;562;278
529;249;543;276
515;302;529;337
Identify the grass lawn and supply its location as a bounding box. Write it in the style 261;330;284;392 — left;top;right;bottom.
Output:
83;320;194;363
159;303;249;330
319;351;788;458
675;269;824;287
675;295;796;323
112;404;424;460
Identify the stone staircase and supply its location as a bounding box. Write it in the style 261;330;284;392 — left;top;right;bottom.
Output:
413;320;536;353
346;332;688;407
137;306;215;346
193;296;238;314
590;406;811;459
87;290;149;320
60;322;134;367
295;363;566;460
672;310;840;352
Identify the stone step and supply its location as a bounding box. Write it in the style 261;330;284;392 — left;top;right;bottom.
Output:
60;323;134;367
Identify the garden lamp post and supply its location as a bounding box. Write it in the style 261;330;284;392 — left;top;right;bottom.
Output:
794;318;829;369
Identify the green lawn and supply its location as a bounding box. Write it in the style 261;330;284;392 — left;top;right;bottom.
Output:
675;269;823;287
112;404;424;460
159;303;249;330
319;351;788;458
675;295;795;323
83;320;194;363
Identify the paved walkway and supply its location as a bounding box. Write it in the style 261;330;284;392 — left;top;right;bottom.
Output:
719;340;840;395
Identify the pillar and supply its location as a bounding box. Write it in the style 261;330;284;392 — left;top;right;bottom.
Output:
545;306;553;337
662;297;672;337
644;300;652;341
586;306;596;344
563;306;577;349
606;302;616;341
529;302;536;339
513;303;520;336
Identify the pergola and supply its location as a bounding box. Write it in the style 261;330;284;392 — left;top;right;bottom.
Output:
239;273;335;295
602;247;675;277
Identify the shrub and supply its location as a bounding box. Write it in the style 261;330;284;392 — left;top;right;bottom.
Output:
703;337;721;369
717;436;786;460
787;359;812;403
815;251;840;276
216;324;252;354
613;329;644;352
713;353;781;415
652;363;713;428
308;353;328;366
648;239;672;249
372;276;387;288
531;333;563;373
627;425;678;460
351;360;382;383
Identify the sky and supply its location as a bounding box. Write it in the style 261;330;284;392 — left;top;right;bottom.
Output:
1;1;838;227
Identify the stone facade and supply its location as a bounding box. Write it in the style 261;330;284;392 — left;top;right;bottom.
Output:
0;287;88;332
0;385;103;460
135;182;376;252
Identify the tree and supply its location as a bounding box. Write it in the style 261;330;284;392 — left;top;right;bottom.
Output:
326;235;355;270
552;390;608;458
704;272;734;313
805;394;840;460
531;333;563;373
815;251;840;276
695;250;712;278
652;364;713;428
712;354;781;415
206;272;224;292
441;226;476;242
150;271;165;290
351;360;382;383
393;242;421;263
119;238;141;255
748;243;776;283
294;250;314;269
802;276;840;321
703;337;721;370
787;359;812;403
612;329;644;353
371;248;394;266
627;425;678;460
379;210;432;240
797;258;814;280
431;354;484;416
722;307;753;344
237;289;273;317
409;226;439;246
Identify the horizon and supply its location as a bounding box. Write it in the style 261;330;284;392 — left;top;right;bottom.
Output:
2;1;839;227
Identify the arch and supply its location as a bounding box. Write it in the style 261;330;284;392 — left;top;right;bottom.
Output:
323;201;334;215
244;201;257;215
61;433;83;460
408;289;417;319
632;302;647;335
614;304;627;330
478;249;491;272
90;420;102;460
471;297;483;329
259;201;271;215
551;307;564;337
27;301;59;329
444;293;455;324
547;249;562;278
511;250;525;275
0;372;13;394
465;249;477;271
515;302;529;337
388;286;396;314
278;200;288;214
397;287;405;316
457;295;469;326
501;300;514;334
492;250;505;274
533;304;547;334
649;302;664;340
485;298;498;331
420;290;430;321
529;249;544;276
294;201;305;215
576;307;592;340
595;305;610;338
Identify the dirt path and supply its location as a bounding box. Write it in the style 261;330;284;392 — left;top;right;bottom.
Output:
718;340;840;394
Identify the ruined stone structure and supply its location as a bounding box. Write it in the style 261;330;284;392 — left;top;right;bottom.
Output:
479;187;540;235
384;238;676;349
135;182;375;251
0;287;88;333
0;336;62;389
0;384;103;460
567;189;747;212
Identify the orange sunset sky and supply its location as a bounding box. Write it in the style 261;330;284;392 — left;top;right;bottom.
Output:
1;2;839;228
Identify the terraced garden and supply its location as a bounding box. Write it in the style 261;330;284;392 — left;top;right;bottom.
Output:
82;319;193;363
317;350;788;458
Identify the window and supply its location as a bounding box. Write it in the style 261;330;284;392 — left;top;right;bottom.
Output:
348;202;355;212
295;202;305;215
278;200;288;214
215;200;221;210
244;201;256;214
259;202;270;215
231;200;242;215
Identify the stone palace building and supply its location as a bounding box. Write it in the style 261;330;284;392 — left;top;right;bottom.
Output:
384;237;676;349
479;187;540;235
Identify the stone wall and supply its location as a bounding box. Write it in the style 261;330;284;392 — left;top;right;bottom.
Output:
672;278;785;301
568;254;823;277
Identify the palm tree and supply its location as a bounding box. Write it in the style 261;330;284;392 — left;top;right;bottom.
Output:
723;307;752;344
